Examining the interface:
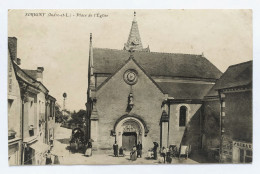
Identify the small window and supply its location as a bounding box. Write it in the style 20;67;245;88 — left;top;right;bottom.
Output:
246;150;252;156
29;129;34;137
245;150;252;163
179;106;187;127
8;99;13;112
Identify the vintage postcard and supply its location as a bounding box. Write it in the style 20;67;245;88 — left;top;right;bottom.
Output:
7;9;252;165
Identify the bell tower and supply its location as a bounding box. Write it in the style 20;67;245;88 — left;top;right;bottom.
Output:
124;12;150;52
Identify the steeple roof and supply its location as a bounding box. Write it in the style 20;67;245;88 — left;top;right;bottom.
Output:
124;12;148;52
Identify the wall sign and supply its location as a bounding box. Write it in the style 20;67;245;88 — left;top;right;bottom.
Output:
233;141;252;150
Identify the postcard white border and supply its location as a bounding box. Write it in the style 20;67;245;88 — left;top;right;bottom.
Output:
0;0;259;174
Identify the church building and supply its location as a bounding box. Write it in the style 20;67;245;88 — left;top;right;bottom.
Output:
86;12;222;152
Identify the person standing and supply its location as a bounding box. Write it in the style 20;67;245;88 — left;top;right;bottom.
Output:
153;142;158;160
119;146;125;156
130;146;137;161
45;150;52;165
166;147;172;164
113;141;119;157
161;147;167;163
85;141;92;157
53;155;60;165
137;141;142;158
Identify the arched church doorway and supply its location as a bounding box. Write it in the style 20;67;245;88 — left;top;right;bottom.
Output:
115;116;145;151
122;132;137;151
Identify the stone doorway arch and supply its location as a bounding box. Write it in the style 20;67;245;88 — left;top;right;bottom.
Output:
114;116;147;150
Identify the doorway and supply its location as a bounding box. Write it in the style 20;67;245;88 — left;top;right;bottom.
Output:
122;132;137;151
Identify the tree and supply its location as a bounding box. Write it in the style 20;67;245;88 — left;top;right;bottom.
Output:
67;109;86;127
55;104;70;123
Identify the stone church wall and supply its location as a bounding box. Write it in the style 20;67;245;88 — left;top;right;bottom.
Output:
95;60;165;151
168;104;202;150
202;99;221;150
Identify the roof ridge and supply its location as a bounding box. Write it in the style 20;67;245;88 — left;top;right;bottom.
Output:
93;47;203;56
23;69;37;72
228;60;252;68
93;47;125;51
149;51;202;56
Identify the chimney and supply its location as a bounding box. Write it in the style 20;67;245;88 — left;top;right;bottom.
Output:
17;58;21;65
37;67;44;73
36;67;44;82
8;37;17;62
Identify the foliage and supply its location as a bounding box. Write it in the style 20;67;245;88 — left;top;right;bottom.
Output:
55;105;69;123
67;109;86;127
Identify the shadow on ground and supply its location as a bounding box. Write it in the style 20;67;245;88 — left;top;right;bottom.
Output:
64;144;86;154
189;150;219;163
56;138;71;144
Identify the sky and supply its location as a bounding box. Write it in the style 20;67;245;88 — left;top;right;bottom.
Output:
8;9;253;112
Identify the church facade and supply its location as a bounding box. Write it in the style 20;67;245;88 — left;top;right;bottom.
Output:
86;13;222;152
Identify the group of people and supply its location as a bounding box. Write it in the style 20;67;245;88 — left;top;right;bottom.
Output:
112;141;175;164
129;141;143;161
45;150;61;165
113;141;143;161
147;143;174;163
159;147;172;164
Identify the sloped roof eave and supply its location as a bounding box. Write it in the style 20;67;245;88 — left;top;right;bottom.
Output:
213;61;252;91
13;62;49;94
216;83;252;91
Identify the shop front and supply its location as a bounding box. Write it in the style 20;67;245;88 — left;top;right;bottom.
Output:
30;141;50;165
232;140;252;163
8;139;22;166
23;140;50;165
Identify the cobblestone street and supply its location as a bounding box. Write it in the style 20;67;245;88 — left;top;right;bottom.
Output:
51;124;198;165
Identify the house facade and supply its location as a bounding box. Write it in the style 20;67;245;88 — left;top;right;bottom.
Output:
202;61;252;163
217;61;252;163
8;37;22;165
8;37;56;165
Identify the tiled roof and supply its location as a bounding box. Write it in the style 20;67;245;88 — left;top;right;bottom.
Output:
13;64;49;94
157;82;214;99
214;61;252;90
204;83;219;97
23;69;38;79
93;48;222;80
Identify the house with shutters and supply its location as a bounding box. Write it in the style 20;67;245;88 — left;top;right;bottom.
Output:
8;37;56;165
